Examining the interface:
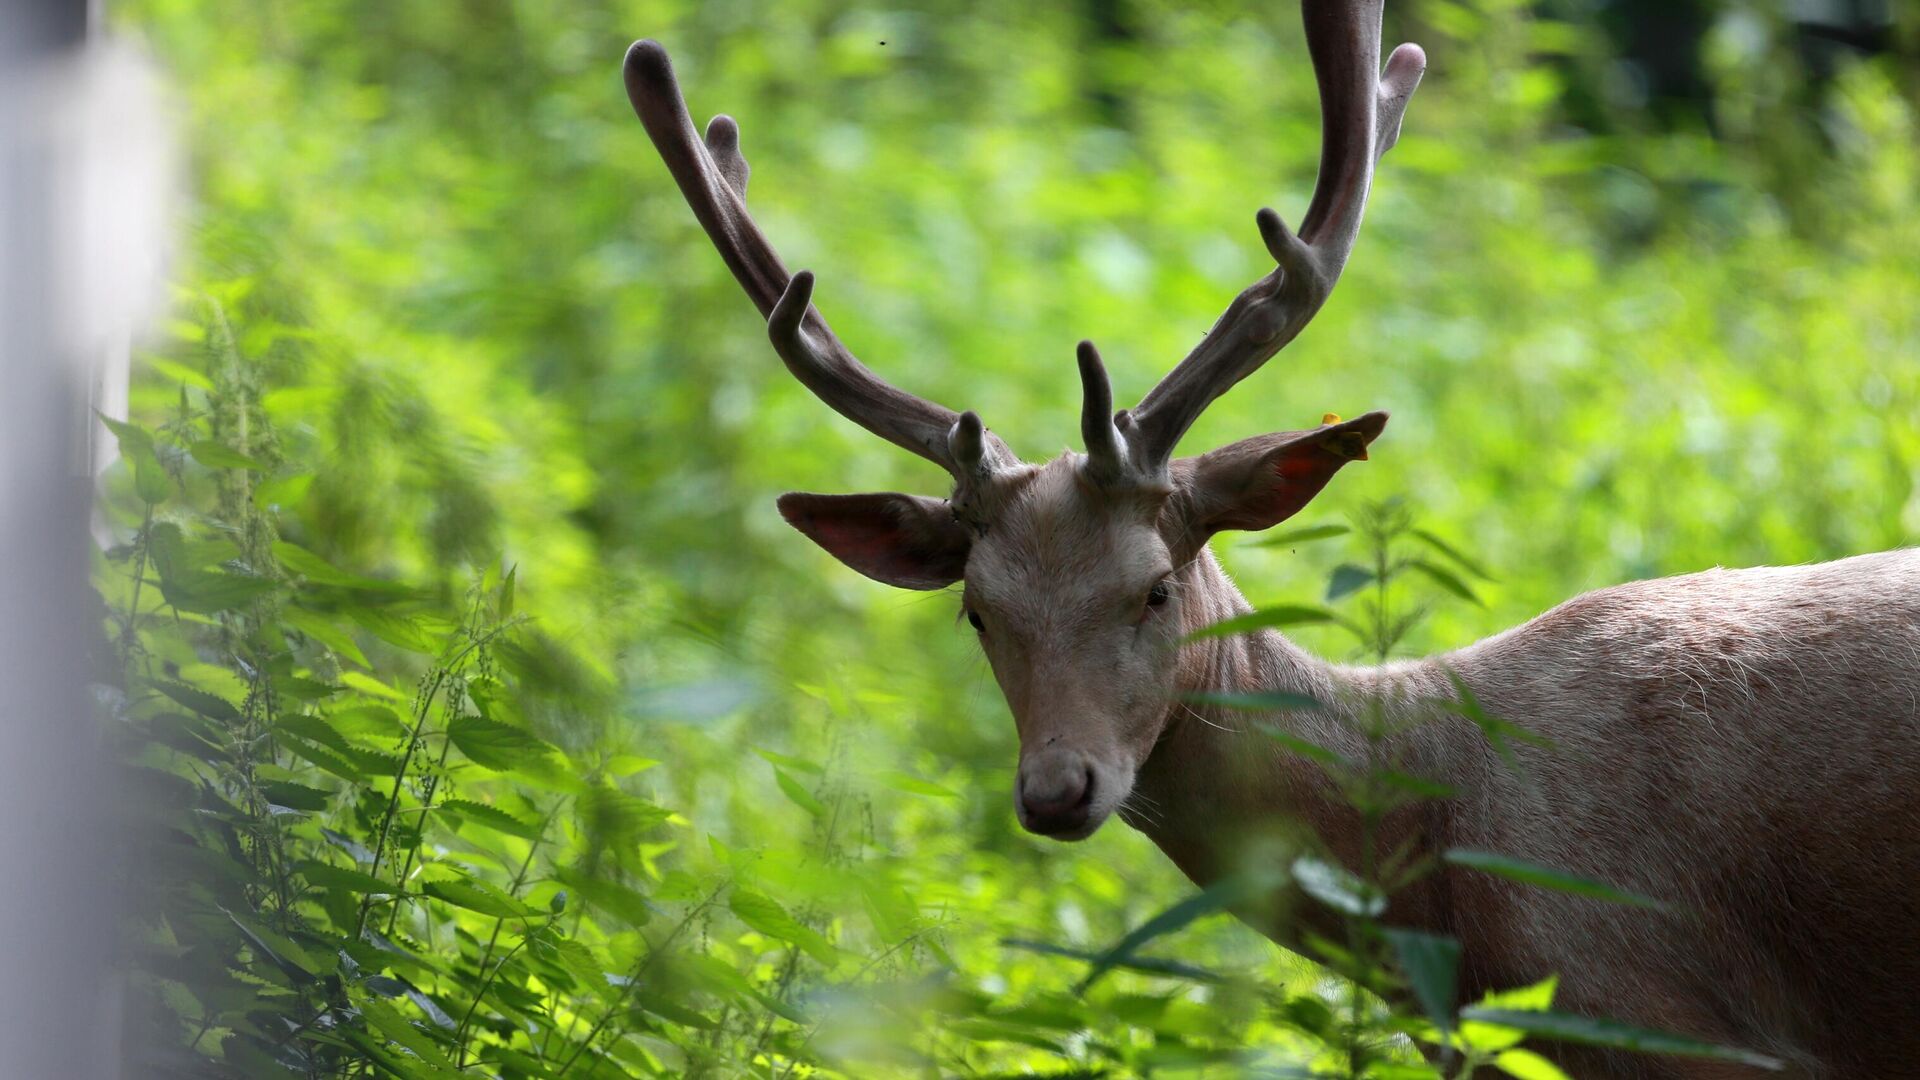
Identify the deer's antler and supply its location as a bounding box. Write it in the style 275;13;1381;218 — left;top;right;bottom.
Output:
622;40;1018;506
1086;0;1425;483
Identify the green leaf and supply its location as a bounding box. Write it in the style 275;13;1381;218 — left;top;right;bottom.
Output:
223;907;319;981
278;736;366;782
295;860;398;895
328;703;405;738
1411;527;1494;581
98;413;153;453
1247;523;1351;548
1376;769;1457;799
577;785;672;841
775;768;826;817
159;569;276;614
605;754;660;777
1384;928;1462;1036
1072;868;1279;992
1409;558;1484;606
322;827;375;864
150;680;240;721
358;998;457;1070
1443;849;1667;911
348;606;444;655
1325;563;1375;602
340;671;406;701
877;770;959;798
1258;725;1354;770
553;866;653;927
1184;605;1336;640
728;888;836;962
499;563;516;617
1435;667;1554;780
131;445;173;504
438;798;544;841
1180;690;1323;712
1492;1048;1573;1080
1000;938;1227;984
446;714;563;772
1291;855;1384;916
282;606;370;666
276;713;356;757
754;748;825;775
189;440;269;471
1457;1009;1783;1069
421;878;535;919
257;780;332;812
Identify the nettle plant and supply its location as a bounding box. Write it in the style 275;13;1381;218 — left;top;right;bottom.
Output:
98;299;839;1079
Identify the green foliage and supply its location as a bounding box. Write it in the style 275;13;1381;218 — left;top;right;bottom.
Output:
101;0;1917;1075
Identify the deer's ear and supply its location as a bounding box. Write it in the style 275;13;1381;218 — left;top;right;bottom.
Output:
1177;412;1387;537
777;492;971;591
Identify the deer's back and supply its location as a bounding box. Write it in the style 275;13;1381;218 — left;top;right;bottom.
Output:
1446;548;1920;1076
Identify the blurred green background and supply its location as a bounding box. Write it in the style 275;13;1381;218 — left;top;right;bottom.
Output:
105;0;1919;1074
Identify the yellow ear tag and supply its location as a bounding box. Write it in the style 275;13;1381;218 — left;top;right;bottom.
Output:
1322;412;1342;425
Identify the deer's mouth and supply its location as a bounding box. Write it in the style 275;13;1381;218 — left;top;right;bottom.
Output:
1016;753;1132;841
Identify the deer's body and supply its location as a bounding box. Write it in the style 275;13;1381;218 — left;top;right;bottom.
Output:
1134;542;1920;1078
626;4;1920;1071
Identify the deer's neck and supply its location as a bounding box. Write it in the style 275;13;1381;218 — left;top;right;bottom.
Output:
1125;547;1461;941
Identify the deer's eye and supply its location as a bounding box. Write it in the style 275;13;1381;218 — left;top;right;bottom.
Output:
1146;581;1172;608
966;608;985;632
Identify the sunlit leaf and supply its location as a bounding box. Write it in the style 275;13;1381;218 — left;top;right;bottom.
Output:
728;888;836;962
447;714;563;772
421;878;535;919
774;767;825;817
438;798;544;841
1493;1048;1574;1080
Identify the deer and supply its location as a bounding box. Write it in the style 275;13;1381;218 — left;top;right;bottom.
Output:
621;4;1920;1076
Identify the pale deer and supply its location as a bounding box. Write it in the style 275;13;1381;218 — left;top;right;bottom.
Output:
623;4;1920;1076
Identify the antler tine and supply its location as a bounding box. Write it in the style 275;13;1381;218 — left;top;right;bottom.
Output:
1076;341;1127;483
1122;1;1424;475
623;40;1016;481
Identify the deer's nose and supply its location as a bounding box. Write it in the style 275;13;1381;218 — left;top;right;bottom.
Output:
1018;750;1095;836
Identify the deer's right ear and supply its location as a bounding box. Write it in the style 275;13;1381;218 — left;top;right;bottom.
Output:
777;492;971;591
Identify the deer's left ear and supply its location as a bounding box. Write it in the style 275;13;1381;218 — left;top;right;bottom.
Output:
1175;412;1388;538
777;491;972;590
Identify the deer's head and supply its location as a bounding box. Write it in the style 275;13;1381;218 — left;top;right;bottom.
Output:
625;2;1424;841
